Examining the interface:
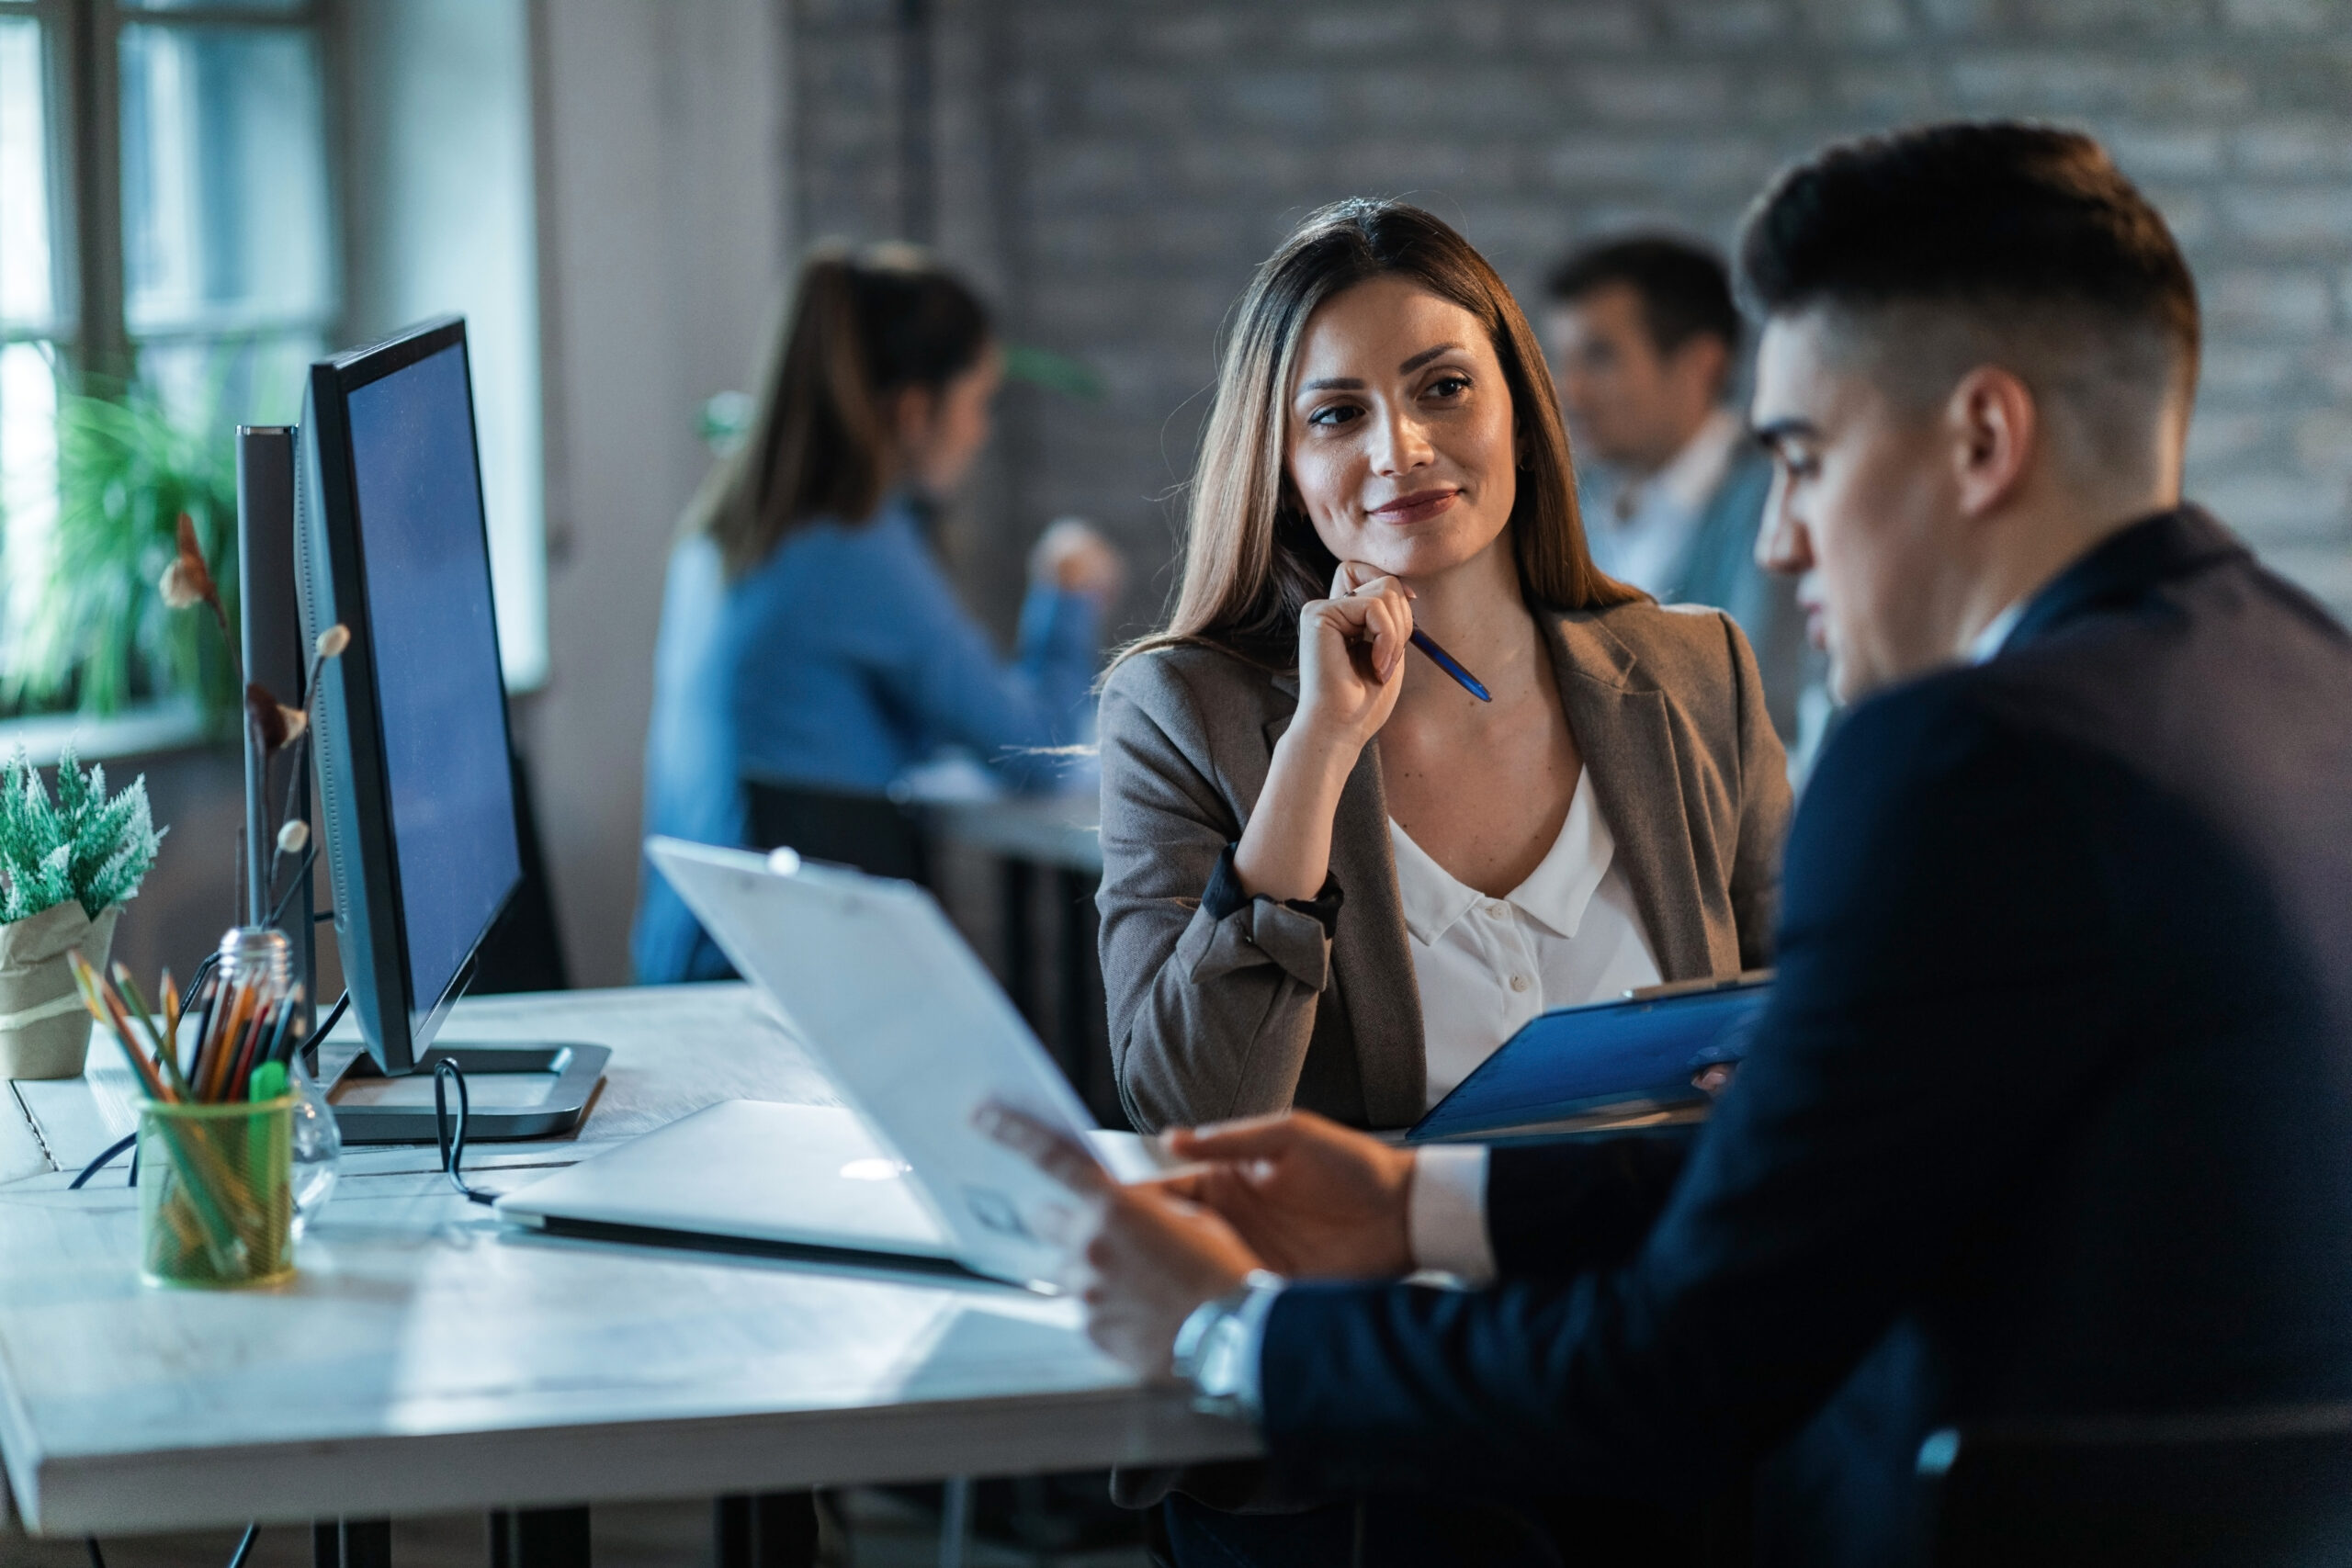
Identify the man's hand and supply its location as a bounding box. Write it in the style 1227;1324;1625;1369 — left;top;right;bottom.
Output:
1160;1111;1418;1280
975;1101;1261;1378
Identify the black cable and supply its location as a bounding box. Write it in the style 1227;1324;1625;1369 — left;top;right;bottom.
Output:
265;841;318;927
433;1058;500;1206
177;952;220;1018
87;1520;260;1568
299;991;350;1063
69;1132;136;1190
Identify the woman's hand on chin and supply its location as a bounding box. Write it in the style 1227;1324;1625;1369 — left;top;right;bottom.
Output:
1294;559;1415;752
1234;559;1414;904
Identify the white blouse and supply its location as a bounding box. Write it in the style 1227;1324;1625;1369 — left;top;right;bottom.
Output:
1390;768;1663;1109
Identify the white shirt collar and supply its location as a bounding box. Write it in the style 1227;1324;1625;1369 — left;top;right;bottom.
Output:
1389;770;1618;945
1965;599;2027;665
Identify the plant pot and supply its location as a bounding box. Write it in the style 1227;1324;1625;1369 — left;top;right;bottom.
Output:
0;901;121;1079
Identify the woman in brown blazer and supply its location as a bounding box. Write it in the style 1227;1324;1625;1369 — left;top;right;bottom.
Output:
1098;200;1792;1134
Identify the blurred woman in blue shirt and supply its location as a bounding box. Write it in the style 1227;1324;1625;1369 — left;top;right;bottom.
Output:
635;245;1121;983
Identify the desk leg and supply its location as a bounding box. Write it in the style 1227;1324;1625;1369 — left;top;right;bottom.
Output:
714;1492;817;1568
312;1518;390;1568
488;1506;590;1566
938;1476;973;1568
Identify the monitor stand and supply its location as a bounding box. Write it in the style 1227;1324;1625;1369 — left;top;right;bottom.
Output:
313;1038;610;1145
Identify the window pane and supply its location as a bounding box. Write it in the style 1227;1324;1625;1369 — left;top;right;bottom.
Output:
139;332;314;429
0;342;59;682
119;22;332;334
0;17;56;330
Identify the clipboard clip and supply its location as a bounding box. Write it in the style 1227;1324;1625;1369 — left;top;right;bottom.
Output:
1623;968;1774;1003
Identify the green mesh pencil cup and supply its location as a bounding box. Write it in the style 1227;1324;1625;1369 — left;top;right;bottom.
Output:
138;1092;296;1289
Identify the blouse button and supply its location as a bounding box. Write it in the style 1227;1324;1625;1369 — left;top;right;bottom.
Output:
1486;900;1510;919
1509;975;1531;993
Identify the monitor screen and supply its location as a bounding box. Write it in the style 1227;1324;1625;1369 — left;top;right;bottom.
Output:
343;343;520;1012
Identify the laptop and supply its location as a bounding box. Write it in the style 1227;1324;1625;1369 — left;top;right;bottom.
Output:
494;838;1148;1290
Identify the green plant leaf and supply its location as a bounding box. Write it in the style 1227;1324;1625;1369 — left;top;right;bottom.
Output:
0;744;162;922
10;367;243;720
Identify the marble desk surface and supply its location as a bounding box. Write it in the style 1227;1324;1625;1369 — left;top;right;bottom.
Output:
0;984;1257;1536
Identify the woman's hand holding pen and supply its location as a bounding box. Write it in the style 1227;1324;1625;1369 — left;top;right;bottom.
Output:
1231;560;1413;903
1296;559;1416;749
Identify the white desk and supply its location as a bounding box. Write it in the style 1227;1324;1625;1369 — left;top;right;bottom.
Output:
916;794;1115;1122
0;985;1257;1540
918;793;1102;878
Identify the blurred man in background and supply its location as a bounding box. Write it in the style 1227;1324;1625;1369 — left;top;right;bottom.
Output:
1546;237;1824;764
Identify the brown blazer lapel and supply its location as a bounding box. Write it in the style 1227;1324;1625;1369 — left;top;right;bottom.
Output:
1262;682;1427;1127
1545;612;1714;982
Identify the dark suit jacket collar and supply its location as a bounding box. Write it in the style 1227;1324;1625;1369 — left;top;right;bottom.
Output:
2006;505;2248;653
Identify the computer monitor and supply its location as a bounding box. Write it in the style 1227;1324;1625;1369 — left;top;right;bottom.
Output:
295;315;520;1073
290;317;603;1140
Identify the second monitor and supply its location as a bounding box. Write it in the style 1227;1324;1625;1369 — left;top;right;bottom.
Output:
292;315;604;1141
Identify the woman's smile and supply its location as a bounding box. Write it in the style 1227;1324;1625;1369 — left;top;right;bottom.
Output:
1369;487;1461;525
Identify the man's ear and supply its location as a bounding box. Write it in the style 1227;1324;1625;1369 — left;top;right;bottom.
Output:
1946;365;2037;518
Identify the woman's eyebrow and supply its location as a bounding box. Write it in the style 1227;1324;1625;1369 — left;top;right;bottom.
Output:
1300;342;1467;392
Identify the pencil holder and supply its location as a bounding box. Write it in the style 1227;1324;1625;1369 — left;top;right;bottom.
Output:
137;1095;296;1290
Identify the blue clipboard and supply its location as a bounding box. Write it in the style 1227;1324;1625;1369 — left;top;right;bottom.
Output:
1406;979;1771;1145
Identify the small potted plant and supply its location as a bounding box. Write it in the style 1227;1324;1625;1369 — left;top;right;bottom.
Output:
0;745;163;1078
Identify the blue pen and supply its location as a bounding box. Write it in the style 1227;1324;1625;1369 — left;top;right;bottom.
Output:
1409;628;1491;702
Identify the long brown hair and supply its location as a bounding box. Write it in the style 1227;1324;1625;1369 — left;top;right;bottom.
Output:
690;243;990;576
1141;198;1639;664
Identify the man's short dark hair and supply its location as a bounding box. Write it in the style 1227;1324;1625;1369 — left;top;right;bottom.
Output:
1545;236;1743;358
1736;122;2199;377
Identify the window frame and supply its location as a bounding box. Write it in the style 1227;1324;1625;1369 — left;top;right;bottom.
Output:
0;0;81;357
0;0;338;747
69;0;336;384
1;0;343;380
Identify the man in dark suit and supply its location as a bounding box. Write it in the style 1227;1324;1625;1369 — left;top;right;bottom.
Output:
986;122;2352;1565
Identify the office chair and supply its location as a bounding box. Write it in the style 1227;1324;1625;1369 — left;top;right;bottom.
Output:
1917;1402;2352;1566
469;744;571;994
742;775;932;887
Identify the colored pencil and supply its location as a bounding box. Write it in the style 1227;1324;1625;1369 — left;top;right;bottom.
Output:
68;954;174;1104
260;986;302;1070
109;964;190;1101
226;996;271;1099
216;984;254;1101
187;976;220;1098
160;967;181;1078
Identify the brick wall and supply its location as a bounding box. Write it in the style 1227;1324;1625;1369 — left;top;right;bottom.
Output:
786;0;2352;632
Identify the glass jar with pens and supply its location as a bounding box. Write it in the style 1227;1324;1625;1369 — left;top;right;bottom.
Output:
72;924;334;1289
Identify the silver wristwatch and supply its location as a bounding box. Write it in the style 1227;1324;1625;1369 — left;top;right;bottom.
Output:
1170;1269;1285;1421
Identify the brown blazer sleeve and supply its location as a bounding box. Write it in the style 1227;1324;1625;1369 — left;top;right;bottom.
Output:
1095;651;1337;1132
1721;610;1793;970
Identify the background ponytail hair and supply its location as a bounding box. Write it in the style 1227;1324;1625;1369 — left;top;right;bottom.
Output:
691;242;991;576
